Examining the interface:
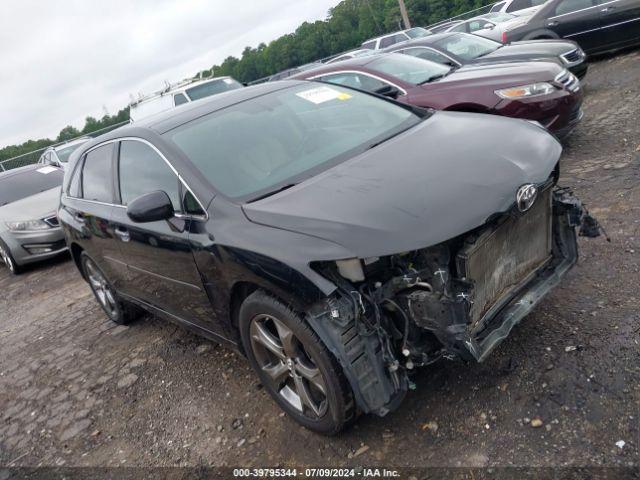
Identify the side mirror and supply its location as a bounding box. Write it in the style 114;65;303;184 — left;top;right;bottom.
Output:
486;24;496;30
127;191;174;223
375;85;401;99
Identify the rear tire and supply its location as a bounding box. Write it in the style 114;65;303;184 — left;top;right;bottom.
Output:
239;290;356;435
81;253;141;325
0;239;22;275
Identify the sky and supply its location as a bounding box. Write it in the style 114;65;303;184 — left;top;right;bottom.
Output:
0;0;342;149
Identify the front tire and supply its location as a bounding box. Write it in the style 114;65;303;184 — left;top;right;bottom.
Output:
239;290;355;435
81;253;140;325
0;239;21;275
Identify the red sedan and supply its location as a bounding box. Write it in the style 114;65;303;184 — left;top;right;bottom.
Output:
292;53;582;139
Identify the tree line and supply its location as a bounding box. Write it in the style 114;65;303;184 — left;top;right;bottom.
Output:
1;0;492;161
0;107;129;163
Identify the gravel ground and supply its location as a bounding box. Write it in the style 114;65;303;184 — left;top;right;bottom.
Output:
0;48;638;474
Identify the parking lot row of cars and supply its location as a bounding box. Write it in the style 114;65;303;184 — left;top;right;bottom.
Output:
0;0;637;435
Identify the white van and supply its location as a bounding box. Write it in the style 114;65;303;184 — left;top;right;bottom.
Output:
130;76;243;122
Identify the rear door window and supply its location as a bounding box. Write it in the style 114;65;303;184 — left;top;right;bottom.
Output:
118;140;181;212
81;144;114;203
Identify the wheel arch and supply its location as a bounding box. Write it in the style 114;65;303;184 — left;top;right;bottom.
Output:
69;242;86;279
227;279;315;352
523;29;559;40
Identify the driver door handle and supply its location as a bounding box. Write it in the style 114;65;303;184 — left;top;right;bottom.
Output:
547;20;559;27
114;227;130;242
601;6;615;12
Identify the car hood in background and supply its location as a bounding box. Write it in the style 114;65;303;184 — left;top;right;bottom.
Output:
425;60;563;92
0;187;61;222
242;111;561;259
477;40;580;64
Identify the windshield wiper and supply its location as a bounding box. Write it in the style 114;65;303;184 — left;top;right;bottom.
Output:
418;68;455;85
249;183;297;202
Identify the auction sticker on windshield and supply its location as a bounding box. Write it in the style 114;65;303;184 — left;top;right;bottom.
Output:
296;86;351;104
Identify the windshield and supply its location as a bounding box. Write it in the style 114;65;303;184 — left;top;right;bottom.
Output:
435;34;501;60
186;78;243;101
55;141;88;163
368;54;451;84
405;27;432;39
0;168;64;207
167;84;422;200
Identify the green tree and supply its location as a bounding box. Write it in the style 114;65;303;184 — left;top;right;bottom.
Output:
57;125;80;142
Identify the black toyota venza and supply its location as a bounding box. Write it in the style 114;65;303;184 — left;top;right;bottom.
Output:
59;81;599;434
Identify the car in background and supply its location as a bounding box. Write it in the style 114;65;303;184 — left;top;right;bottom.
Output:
58;79;597;434
293;52;583;138
502;0;640;54
268;62;325;81
490;0;549;17
326;49;377;64
38;137;91;170
361;27;433;50
430;20;464;33
386;32;588;79
0;164;67;274
446;12;534;42
129;76;244;122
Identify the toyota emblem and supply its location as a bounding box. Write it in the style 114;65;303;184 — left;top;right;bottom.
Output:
516;184;538;212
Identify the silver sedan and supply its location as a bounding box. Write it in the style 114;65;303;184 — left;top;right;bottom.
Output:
0;165;67;274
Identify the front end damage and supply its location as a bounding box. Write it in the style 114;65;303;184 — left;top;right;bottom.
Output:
306;186;601;416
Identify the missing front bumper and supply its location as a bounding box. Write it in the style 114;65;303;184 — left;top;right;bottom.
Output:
407;188;595;363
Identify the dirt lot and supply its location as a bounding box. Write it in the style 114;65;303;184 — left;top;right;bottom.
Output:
1;49;639;473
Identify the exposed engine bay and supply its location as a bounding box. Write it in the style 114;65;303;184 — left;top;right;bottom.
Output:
306;187;602;416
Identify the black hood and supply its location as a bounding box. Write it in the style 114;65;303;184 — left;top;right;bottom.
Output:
475;40;580;66
242;111;561;259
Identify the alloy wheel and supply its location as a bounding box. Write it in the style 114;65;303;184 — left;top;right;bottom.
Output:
85;261;118;318
0;244;15;273
249;314;328;419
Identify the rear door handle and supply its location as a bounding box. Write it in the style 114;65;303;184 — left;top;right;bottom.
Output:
74;212;85;223
547;20;559;27
601;6;615;12
114;227;130;242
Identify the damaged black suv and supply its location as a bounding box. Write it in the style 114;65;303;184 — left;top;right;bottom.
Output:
59;80;598;434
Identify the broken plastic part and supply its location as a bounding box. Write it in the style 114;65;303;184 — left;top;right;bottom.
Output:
336;258;365;282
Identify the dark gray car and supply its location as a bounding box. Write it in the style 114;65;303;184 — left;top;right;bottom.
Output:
387;32;588;78
0;165;67;274
503;0;640;54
